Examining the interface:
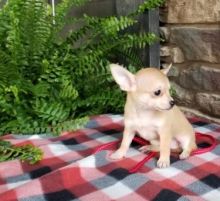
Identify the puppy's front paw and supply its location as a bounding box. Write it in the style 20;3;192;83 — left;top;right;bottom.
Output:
157;158;170;168
110;149;125;160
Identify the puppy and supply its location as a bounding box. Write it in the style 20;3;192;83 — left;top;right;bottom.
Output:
109;63;197;168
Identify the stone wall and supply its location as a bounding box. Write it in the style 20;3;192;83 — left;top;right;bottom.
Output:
160;0;220;122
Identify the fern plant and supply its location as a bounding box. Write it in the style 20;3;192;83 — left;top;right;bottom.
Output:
0;0;164;135
0;140;43;164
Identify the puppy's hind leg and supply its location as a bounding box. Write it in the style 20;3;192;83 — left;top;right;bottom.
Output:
179;138;197;159
139;140;160;152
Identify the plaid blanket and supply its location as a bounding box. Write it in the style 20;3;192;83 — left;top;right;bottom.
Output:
0;114;220;201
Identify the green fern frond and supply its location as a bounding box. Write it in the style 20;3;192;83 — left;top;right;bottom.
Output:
100;16;137;35
113;48;144;67
52;116;89;135
34;99;70;123
121;33;159;49
59;80;78;99
0;0;162;137
0;140;43;164
76;89;125;115
130;0;165;16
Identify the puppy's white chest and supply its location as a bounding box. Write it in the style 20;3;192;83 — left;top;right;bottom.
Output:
127;115;159;140
136;125;158;140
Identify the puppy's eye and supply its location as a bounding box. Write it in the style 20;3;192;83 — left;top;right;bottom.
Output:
154;90;161;96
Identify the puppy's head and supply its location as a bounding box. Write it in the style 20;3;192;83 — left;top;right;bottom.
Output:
110;63;174;111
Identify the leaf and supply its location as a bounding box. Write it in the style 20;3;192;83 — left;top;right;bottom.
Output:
0;140;43;164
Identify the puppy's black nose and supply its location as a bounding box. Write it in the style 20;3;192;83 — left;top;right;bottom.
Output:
170;100;175;107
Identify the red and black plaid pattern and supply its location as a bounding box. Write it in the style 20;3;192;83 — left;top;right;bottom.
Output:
0;114;219;201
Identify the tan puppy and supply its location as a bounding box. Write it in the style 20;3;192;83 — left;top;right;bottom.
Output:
110;63;197;168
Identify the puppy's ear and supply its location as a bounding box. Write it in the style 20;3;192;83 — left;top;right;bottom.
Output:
110;64;136;91
161;63;172;75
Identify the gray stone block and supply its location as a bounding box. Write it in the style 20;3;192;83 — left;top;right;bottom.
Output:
160;27;170;42
196;93;220;117
178;64;220;91
160;46;184;63
170;81;194;106
160;0;220;23
170;26;220;63
163;63;179;77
